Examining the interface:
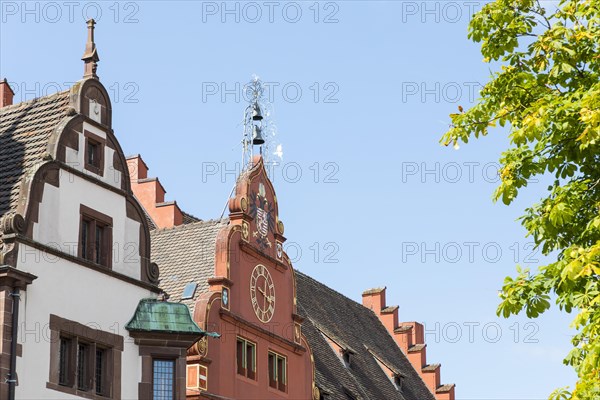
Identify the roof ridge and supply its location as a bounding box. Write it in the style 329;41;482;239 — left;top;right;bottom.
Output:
182;209;202;220
295;270;367;310
151;218;228;233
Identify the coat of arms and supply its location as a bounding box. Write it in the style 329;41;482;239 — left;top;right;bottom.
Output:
249;183;275;250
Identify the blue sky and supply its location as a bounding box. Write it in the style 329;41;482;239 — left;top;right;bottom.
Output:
0;1;576;398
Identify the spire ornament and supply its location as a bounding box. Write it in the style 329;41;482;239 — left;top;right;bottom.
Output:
82;19;100;79
241;76;282;175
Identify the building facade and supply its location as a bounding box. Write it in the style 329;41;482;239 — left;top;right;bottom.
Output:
0;21;206;400
129;155;317;399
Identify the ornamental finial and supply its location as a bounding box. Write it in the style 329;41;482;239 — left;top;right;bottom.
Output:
81;19;100;79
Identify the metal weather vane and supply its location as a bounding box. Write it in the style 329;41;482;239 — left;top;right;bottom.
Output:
241;76;282;175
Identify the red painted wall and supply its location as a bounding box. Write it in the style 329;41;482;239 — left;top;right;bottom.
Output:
189;157;316;400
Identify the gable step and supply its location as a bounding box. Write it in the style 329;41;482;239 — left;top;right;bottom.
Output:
436;384;455;393
407;344;426;352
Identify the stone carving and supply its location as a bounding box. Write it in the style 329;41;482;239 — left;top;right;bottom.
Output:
146;262;160;284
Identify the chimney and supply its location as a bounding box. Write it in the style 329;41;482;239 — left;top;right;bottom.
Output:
126;154;183;229
361;286;456;400
0;79;15;108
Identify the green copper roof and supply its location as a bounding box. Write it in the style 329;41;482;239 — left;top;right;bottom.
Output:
126;298;216;336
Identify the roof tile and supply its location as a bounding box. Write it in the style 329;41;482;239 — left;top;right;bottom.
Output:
0;90;70;218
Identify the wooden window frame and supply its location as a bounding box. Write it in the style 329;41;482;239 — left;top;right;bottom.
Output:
47;314;123;400
268;351;287;392
79;204;113;268
236;336;256;380
84;130;105;176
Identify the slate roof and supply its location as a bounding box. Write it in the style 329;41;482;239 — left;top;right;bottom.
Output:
150;219;228;308
295;271;436;400
141;205;157;230
0;90;70;218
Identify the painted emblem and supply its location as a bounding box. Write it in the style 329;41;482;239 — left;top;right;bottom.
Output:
249;182;275;250
256;208;269;238
222;287;229;307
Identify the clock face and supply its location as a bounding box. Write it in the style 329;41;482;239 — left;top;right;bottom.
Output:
250;264;275;323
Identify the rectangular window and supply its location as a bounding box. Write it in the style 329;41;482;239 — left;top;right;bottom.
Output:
59;337;71;386
153;359;175;400
236;337;256;380
84;131;105;176
48;314;122;399
268;351;287;392
87;141;98;165
79;205;112;268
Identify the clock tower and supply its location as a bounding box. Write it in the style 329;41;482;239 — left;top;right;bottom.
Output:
188;156;317;399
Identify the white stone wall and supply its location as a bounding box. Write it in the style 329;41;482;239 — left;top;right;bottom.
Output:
15;246;149;399
16;160;152;399
32;168;142;280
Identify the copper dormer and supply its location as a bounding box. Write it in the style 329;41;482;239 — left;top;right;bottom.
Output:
82;19;99;79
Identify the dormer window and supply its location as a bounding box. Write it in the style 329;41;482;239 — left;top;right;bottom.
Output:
319;329;354;369
393;374;404;391
342;349;352;368
79;205;112;268
84;130;105;176
369;348;405;393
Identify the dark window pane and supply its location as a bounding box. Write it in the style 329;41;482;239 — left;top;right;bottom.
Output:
81;220;89;259
77;343;88;390
236;339;245;375
59;338;70;386
153;359;175;400
268;353;276;388
95;349;104;395
277;356;286;391
88;142;97;165
95;225;103;264
246;343;255;379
